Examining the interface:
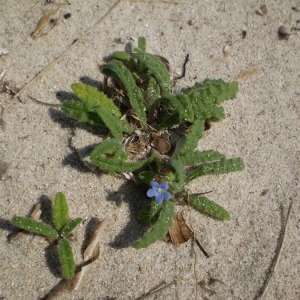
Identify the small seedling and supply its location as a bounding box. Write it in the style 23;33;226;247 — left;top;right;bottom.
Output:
61;36;245;248
11;192;82;279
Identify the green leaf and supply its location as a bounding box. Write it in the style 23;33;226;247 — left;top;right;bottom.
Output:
137;199;163;224
178;118;205;155
71;83;121;117
187;157;245;182
94;106;134;139
11;216;59;239
156;94;194;123
110;60;147;124
185;79;239;105
53;192;69;231
60;218;82;238
138;170;156;185
90;138;154;172
134;48;172;96
189;195;231;220
138;36;146;51
58;239;75;280
62;100;104;125
169;156;186;192
180;150;226;165
111;51;133;63
132;199;175;249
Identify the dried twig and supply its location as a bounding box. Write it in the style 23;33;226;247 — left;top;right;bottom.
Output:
254;200;293;299
135;280;176;300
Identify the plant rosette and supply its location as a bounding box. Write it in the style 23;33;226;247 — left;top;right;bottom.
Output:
61;36;245;248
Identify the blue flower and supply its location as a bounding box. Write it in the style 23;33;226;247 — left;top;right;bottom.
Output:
147;181;171;204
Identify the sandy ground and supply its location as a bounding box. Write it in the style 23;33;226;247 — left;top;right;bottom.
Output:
0;1;299;299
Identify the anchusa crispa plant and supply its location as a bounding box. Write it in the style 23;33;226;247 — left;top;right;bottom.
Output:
61;36;245;248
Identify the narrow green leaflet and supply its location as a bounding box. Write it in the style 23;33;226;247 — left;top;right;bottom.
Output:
62;100;104;125
138;36;146;51
187;157;245;182
60;218;82;238
110;51;133;64
132;200;175;249
111;60;147;124
58;238;75;280
90;138;155;172
169;156;186;191
11;216;59;239
134;48;172;96
53;192;69;231
189;195;231;220
178;118;205;155
95;106;134;139
71;83;121;117
137;200;163;225
180;150;226;165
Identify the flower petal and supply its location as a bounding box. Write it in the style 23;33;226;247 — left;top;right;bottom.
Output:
155;193;164;204
150;181;159;188
162;191;171;200
159;182;169;190
147;188;158;197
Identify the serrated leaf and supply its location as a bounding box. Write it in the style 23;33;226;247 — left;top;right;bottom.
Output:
156;94;194;123
110;60;147;124
189;195;231;220
132;200;175;249
179;150;226;165
187;157;245;182
11;216;59;239
53;192;69;231
60;218;82;238
137;199;163;224
90;138;154;172
58;238;75;280
95;106;134;139
185;79;239;105
134;48;172;96
71;83;121;117
62;100;104;125
178;118;205;155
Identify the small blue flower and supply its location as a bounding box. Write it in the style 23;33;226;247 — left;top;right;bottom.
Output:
147;181;171;204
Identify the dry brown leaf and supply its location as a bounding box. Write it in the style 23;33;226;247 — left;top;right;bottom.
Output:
70;218;107;290
31;6;62;39
151;133;171;155
168;212;194;245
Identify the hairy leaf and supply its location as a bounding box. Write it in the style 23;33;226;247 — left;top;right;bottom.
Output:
94;106;134;139
157;94;194;123
178;118;205;155
137;199;163;224
62;100;104;125
58;238;75;280
138;36;146;51
60;218;82;238
11;217;59;239
111;60;147;124
134;48;172;96
189;195;231;220
185;79;239;105
53;192;69;231
132;200;175;249
90;138;154;172
187;157;245;182
138;170;156;185
180;150;226;165
71;83;121;117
